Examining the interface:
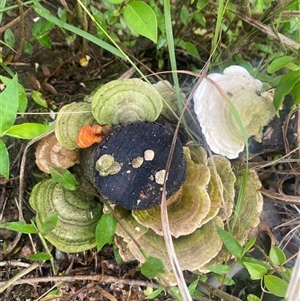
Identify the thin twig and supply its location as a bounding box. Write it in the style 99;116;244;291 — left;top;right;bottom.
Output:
260;188;300;204
197;279;243;301
0;274;159;293
0;8;31;34
232;9;300;50
0;262;40;293
0;260;31;268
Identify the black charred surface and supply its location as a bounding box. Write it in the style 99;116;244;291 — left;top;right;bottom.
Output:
93;122;186;210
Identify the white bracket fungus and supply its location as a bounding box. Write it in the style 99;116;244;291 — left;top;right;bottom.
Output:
193;65;276;159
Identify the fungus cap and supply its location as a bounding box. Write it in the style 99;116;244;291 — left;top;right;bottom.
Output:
93;122;186;210
193;65;275;159
35;133;80;173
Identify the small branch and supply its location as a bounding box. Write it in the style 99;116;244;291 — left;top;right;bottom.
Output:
0;262;40;293
0;273;159;293
197;279;243;301
0;260;31;268
233;9;300;50
0;8;31;34
260;188;300;205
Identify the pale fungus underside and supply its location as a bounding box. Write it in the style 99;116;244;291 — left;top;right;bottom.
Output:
92;122;186;210
193;65;276;159
35;132;80;174
116;205;224;272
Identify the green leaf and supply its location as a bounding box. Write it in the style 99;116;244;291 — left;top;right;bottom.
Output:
273;70;300;115
192;11;206;27
39;212;58;236
217;227;243;258
197;0;209;10
241;256;271;270
0;74;19;134
177;40;200;59
24;41;33;55
180;5;190;25
5;123;53;139
144;286;164;299
0;0;6;24
33;1;123;58
107;0;124;3
32;18;43;37
123;1;157;43
57;7;67;22
243;261;267;280
48;165;77;190
291;80;300;107
40;20;55;34
140;255;165;278
286;61;300;71
0;75;28;114
264;275;288;297
215;274;235;286
267;56;295;73
31;91;48;108
207;264;231;275
96;213;117;251
0;139;9;179
0;221;37;234
247;294;261;301
269;245;286;266
37;36;52;49
27;252;52;261
242;237;256;256
188;277;200;294
112;243;122;264
4;29;15;48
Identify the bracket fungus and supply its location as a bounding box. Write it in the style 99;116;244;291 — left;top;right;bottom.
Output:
115;145;263;275
29;179;102;253
31;76;265;278
91;78;164;126
90;122;186;210
76;124;111;148
193;65;276;158
55;102;99;150
35;132;80;174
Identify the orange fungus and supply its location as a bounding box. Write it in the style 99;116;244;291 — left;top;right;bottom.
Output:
76;124;107;148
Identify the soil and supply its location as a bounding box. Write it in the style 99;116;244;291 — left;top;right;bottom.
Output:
0;1;299;301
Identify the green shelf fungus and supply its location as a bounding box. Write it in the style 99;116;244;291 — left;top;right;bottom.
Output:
29;179;102;253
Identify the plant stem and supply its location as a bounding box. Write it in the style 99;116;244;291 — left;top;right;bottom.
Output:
15;0;25;62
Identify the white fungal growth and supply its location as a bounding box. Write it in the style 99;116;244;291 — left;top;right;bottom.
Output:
95;154;122;176
144;149;155;161
132;156;144;168
155;169;167;185
193;65;276;159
